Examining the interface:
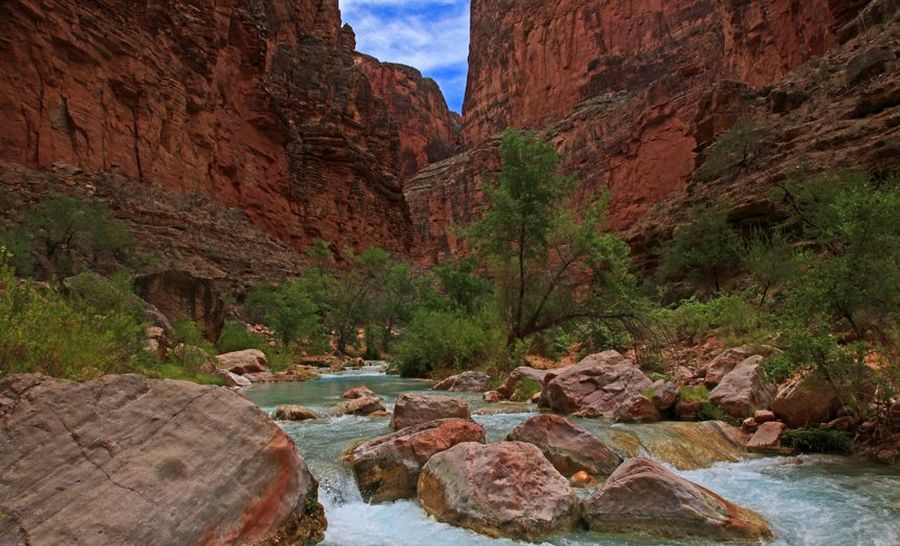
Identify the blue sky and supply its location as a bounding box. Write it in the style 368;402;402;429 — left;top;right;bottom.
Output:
340;0;470;112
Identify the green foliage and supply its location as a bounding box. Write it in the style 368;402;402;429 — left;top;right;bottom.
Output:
466;128;639;349
740;230;797;305
22;196;134;281
653;295;764;342
780;172;900;337
216;321;268;354
393;308;505;377
245;280;324;348
510;378;542;402
0;228;34;276
658;204;741;293
697;123;761;181
781;428;853;455
430;257;493;314
0;258;150;380
697;403;732;422
679;385;710;403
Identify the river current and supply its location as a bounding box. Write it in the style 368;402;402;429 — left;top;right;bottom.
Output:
245;369;900;546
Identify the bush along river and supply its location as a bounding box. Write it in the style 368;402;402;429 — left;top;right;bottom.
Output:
245;368;900;546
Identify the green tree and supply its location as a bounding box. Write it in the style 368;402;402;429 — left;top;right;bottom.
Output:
467;128;637;347
658;204;741;293
23;197;133;282
697;123;761;181
741;230;797;305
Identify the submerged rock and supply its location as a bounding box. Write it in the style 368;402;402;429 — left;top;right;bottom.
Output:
337;396;386;416
347;418;485;502
275;404;319;421
582;457;772;541
417;441;579;540
432;371;492;392
709;355;775;418
390;393;470;429
506;414;622;477
539;350;654;418
0;373;326;546
342;386;377;399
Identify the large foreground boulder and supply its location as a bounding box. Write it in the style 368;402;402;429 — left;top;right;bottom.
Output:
347;418;485;502
582;457;772;541
417;442;579;540
539;350;654;418
390;393;470;429
506;414;622;477
0;374;326;546
709;355;775;418
432;371;492;392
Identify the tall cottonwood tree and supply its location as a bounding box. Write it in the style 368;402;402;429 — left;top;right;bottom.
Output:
467;129;637;347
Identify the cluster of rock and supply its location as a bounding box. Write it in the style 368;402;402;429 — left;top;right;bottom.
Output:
215;349;321;388
344;391;773;542
0;373;327;545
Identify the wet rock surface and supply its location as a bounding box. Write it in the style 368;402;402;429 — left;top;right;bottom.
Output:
506;414;622;477
390;393;471;429
582;457;773;541
417;441;579;541
347;418;485;502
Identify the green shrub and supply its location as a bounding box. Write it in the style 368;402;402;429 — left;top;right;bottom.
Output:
216;321;269;354
679;385;710;403
510;378;542;402
697;403;731;422
0;228;34;276
781;428;853;455
393;308;505;377
654;295;763;342
0;259;151;380
141;362;226;386
696;123;761;181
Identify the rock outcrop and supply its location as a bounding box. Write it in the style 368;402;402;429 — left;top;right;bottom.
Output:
417;441;579;540
354;54;461;181
582;457;772;541
709;355;776;418
538;350;655;418
432;371;492;393
390;393;471;429
772;371;842;427
275;405;319;421
337;396;386;416
216;349;270;375
0;373;326;545
406;0;898;263
0;0;423;254
134;270;226;342
347;418;485;502
506;414;622;477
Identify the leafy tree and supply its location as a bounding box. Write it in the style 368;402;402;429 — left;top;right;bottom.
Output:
23;196;133;282
658;204;741;293
780;172;899;338
467;128;638;347
0;227;34;276
741;230;797;305
697;123;761;181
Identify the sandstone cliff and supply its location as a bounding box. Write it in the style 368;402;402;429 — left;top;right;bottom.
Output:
409;0;898;262
355;53;462;181
0;0;422;254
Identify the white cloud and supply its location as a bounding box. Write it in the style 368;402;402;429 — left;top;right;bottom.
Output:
340;2;469;72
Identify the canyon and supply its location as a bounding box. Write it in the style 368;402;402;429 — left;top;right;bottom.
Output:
0;0;898;271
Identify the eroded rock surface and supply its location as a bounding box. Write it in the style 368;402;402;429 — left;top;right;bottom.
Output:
417;441;579;540
0;373;326;546
432;371;492;393
582;457;772;541
709;355;776;418
347;418;485;502
506;414;622;477
390;393;471;429
538;350;654;418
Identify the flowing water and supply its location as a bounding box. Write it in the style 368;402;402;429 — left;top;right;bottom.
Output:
245;371;900;546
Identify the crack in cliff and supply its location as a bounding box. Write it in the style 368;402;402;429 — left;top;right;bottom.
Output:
131;102;143;183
